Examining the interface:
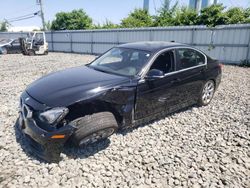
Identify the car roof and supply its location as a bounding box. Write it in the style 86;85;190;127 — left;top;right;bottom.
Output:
118;41;189;53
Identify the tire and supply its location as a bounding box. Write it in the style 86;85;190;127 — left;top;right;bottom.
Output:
1;47;7;55
71;112;118;147
198;80;215;106
28;50;35;56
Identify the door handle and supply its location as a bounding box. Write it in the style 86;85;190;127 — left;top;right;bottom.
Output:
200;69;205;73
170;78;181;84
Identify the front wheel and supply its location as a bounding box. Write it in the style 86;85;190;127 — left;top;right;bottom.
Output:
198;80;215;106
71;112;118;147
1;47;7;55
28;50;35;56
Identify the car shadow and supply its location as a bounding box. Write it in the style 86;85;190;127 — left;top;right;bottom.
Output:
117;104;197;136
14;119;111;163
63;139;111;160
14;104;197;163
14;119;47;163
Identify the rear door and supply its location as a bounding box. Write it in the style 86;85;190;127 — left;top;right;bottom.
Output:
11;39;21;53
174;48;207;104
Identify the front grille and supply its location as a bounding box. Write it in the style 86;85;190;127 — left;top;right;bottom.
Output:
20;98;33;119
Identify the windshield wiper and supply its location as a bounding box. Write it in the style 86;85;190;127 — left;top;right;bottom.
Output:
88;66;111;74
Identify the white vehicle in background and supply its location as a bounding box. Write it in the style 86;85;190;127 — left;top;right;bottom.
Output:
19;31;48;56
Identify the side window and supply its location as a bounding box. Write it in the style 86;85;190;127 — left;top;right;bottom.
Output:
150;51;175;74
177;48;205;70
12;39;20;46
196;51;206;65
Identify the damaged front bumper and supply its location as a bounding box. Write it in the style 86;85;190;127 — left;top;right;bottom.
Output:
18;115;75;162
18;91;75;162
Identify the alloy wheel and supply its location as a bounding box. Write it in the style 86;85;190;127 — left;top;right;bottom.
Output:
202;80;215;105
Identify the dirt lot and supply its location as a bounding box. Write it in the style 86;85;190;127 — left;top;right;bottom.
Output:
0;53;249;188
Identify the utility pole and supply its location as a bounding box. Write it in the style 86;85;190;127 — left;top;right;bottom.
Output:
37;0;46;30
164;0;170;11
143;0;149;11
195;0;202;13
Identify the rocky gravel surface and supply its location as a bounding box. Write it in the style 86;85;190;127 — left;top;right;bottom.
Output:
0;53;249;188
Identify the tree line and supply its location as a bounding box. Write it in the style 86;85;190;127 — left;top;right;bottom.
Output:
1;3;250;31
50;4;250;30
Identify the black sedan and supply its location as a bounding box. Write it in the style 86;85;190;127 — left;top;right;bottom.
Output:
18;42;222;162
0;39;21;54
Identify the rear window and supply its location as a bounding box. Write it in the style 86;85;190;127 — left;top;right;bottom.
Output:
177;48;206;70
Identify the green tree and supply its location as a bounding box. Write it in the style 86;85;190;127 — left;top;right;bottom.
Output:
121;9;153;28
51;9;92;30
94;19;119;29
102;20;119;29
198;4;228;27
225;7;246;24
244;8;250;17
0;21;9;31
243;8;250;23
153;9;174;26
153;1;178;26
173;7;198;26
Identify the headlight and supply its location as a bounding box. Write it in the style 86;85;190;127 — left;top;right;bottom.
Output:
39;107;69;124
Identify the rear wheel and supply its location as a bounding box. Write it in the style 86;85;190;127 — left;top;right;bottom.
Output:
198;80;215;106
71;112;118;147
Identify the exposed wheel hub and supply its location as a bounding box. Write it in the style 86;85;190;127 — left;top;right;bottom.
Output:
79;128;115;146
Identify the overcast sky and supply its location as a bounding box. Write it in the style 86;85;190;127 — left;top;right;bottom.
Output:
1;0;249;28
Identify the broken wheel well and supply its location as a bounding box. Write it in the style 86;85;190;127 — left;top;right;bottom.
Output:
66;101;123;127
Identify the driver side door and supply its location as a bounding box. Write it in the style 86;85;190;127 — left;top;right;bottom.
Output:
135;50;181;120
10;39;21;53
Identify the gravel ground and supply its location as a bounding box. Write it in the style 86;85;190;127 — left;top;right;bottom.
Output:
0;53;249;188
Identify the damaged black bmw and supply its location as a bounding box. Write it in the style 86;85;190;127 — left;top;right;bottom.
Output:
18;42;222;162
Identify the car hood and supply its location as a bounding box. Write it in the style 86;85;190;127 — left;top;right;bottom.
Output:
26;66;130;107
0;42;11;47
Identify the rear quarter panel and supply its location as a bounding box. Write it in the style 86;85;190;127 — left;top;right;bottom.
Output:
205;57;222;89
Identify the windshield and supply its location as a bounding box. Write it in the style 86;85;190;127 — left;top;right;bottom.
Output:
0;39;11;45
89;47;151;76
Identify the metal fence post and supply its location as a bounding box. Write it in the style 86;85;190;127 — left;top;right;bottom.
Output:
149;29;153;41
116;29;120;45
70;32;73;53
246;30;250;61
91;31;94;54
191;28;195;46
51;31;54;52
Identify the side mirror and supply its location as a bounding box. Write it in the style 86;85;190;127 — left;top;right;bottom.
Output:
145;69;164;80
